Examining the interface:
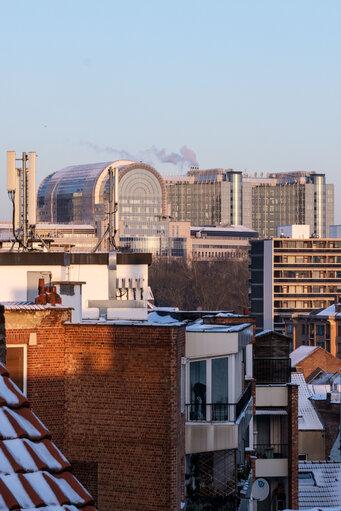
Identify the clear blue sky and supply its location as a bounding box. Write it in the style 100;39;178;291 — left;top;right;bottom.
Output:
1;0;340;221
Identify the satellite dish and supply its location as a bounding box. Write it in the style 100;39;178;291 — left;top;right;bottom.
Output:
251;478;269;501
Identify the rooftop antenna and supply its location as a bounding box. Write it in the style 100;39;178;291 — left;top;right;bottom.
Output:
7;151;37;250
93;166;119;252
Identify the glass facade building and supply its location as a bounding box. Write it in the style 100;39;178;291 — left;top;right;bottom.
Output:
37;161;168;246
166;169;334;238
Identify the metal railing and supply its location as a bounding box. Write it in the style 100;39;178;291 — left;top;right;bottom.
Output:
253;358;291;384
185;384;252;423
254;443;288;459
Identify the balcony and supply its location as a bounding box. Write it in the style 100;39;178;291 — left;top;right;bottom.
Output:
185;383;252;423
253;358;291;384
185;384;252;454
254;443;288;459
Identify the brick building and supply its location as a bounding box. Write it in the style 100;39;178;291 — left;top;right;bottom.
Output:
286;301;341;360
290;345;341;381
4;304;185;510
0;307;97;510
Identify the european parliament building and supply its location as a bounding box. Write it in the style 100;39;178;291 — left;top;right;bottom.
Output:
37;162;334;244
165;169;334;239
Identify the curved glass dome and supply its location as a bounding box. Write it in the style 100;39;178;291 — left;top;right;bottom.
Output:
37;161;167;237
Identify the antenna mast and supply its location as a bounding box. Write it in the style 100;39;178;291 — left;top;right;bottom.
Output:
7;151;37;250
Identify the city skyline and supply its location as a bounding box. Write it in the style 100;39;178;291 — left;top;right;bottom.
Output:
1;0;340;222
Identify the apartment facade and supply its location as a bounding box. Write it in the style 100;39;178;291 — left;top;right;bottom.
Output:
286;301;341;359
250;233;341;333
253;330;298;511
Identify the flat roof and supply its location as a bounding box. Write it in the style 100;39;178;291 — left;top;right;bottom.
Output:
0;251;152;266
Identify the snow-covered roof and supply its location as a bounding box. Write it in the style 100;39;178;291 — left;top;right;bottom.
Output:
147;311;186;326
315;303;341;317
291;373;324;431
0;301;70;311
290;346;318;367
186;320;252;333
0;362;96;510
298;461;341;509
255;329;289;338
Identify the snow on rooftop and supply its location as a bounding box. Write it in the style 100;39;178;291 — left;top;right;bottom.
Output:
290;346;318;367
0;363;96;510
291;373;324;431
316;303;341;317
147;311;186;326
297;461;341;510
255;329;290;338
186;320;252;333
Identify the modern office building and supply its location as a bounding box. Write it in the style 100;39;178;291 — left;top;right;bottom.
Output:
37;161;333;245
166;169;334;238
250;226;341;333
37;160;168;246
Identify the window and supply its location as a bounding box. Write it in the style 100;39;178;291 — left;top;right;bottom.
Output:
6;345;27;394
189;357;229;421
212;358;228;420
299;472;316;486
317;325;324;336
190;361;206;420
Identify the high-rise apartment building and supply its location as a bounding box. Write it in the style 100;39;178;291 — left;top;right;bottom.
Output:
166;169;334;238
250;226;341;333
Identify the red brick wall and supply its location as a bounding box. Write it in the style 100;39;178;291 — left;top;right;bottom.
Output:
63;323;185;511
288;384;298;510
4;309;186;510
5;308;71;449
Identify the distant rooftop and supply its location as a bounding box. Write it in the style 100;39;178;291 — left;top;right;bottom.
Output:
291;373;324;431
298;461;341;510
290;346;318;367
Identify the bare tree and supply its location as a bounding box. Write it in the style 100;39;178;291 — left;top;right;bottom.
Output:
149;258;249;313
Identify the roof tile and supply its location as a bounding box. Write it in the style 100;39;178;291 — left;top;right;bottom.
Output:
0;365;96;510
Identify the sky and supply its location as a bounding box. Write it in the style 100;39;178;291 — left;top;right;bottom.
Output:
1;0;340;221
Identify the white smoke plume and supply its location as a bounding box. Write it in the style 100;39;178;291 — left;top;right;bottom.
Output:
82;142;199;171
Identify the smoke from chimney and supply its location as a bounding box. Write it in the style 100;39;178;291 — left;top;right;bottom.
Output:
82;142;199;171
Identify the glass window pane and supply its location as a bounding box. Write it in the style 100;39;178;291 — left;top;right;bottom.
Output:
212;358;228;420
190;361;206;420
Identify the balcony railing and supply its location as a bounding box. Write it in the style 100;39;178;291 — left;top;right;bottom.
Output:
185;383;252;423
236;383;252;420
254;443;288;459
253;358;291;384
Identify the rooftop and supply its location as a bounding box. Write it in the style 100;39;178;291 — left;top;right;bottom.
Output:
0;363;96;510
290;346;318;367
298;461;341;510
291;373;324;431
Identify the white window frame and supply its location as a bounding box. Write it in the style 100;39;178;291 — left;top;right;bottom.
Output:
186;355;234;422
